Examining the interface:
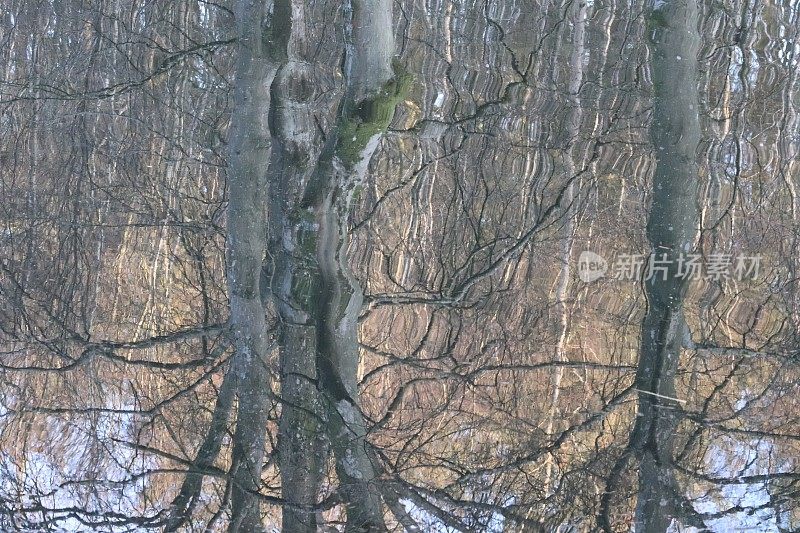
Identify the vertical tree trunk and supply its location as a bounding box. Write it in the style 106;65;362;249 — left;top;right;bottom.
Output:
543;0;588;496
224;0;400;529
272;124;329;532
226;1;277;530
266;0;399;529
311;1;398;529
632;1;701;531
263;2;331;530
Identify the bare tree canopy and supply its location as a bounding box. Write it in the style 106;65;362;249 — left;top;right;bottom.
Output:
0;0;798;531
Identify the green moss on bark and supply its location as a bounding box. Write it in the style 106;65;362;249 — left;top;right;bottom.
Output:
336;62;413;167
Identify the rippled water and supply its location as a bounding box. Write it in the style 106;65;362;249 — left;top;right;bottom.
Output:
0;0;797;531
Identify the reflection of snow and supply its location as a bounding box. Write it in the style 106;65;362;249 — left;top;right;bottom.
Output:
400;491;512;532
687;435;787;532
0;392;155;532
